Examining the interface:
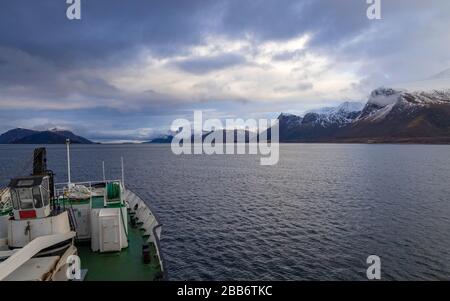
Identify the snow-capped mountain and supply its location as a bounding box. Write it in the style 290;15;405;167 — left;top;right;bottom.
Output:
277;101;364;141
278;101;363;130
307;102;364;115
277;113;303;130
277;83;450;143
357;87;450;122
303;101;364;127
144;69;450;144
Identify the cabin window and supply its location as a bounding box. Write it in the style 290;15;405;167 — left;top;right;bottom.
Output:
17;179;34;186
11;189;19;210
33;186;43;208
17;188;33;209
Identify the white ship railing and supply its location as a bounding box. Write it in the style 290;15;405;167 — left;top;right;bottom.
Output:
126;189;167;280
54;179;125;208
54;179;124;192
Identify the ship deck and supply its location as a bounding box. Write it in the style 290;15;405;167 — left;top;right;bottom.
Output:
76;217;162;281
56;187;165;281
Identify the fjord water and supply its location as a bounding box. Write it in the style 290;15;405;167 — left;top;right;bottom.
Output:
1;144;449;280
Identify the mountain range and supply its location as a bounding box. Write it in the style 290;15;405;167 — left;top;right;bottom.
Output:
0;128;93;144
2;81;450;144
278;87;450;143
147;83;450;144
279;69;450;143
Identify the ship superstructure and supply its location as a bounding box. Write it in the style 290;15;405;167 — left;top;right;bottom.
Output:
0;142;165;281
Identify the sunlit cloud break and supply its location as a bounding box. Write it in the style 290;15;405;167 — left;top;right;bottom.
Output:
0;0;449;141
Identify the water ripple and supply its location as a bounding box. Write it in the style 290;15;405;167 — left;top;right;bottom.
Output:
1;144;450;280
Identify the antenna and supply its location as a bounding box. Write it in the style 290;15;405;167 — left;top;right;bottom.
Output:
102;161;106;182
121;157;125;188
66;139;71;184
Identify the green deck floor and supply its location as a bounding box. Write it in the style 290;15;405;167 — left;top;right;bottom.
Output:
76;218;162;281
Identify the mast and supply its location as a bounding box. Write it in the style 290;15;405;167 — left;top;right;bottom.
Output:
121;157;125;188
66;139;71;184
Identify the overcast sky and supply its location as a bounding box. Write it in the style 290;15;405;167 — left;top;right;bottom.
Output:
0;0;449;142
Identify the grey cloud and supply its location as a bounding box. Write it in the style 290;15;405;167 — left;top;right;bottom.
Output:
175;53;246;74
297;82;314;91
0;46;184;111
1;0;450;141
0;0;215;64
274;82;314;93
272;50;306;62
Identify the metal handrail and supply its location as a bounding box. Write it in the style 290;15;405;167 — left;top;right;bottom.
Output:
152;223;168;280
130;189;168;280
54;179;123;189
54;180;126;209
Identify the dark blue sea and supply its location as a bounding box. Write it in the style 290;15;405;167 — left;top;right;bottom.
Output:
1;144;449;280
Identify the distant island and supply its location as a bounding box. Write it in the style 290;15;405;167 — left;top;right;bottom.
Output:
0;128;93;144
